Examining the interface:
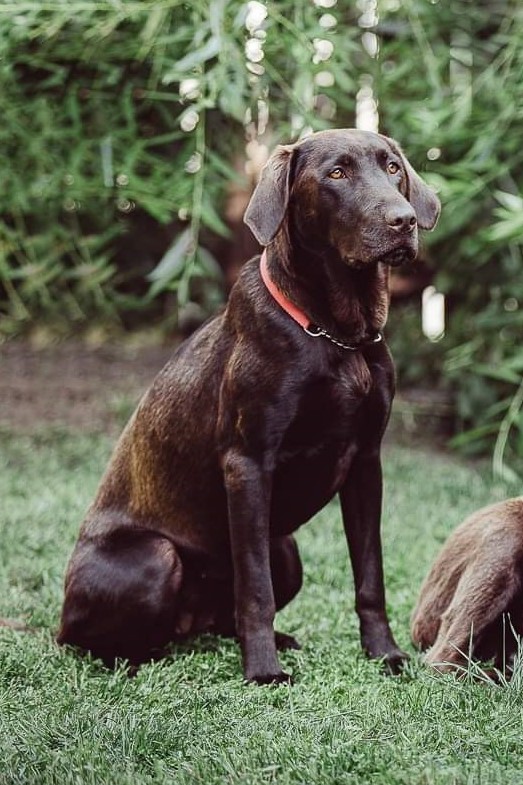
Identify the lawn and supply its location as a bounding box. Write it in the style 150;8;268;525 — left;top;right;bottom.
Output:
1;429;523;785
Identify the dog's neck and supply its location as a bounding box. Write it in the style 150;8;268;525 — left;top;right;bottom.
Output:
267;230;390;342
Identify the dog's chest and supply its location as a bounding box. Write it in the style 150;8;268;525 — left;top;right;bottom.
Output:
269;356;378;532
278;355;373;460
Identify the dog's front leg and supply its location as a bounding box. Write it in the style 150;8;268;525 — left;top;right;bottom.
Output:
223;449;290;685
339;450;408;673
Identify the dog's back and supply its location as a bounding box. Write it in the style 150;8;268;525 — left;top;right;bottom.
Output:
90;310;232;551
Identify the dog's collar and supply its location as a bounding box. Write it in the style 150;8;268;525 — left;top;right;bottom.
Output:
259;250;382;351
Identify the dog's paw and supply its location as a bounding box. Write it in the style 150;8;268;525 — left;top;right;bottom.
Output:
274;630;301;651
381;648;410;675
245;669;293;686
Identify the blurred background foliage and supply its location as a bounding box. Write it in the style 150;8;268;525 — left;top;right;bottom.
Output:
0;0;522;473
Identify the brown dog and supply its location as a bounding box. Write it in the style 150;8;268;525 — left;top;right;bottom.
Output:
57;129;440;683
411;497;523;673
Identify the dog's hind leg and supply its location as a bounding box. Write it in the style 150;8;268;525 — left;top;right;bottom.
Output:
410;511;495;652
271;536;303;610
57;523;183;666
411;546;469;652
271;536;303;651
424;555;521;671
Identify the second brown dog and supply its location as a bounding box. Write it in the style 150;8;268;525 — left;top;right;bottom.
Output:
411;497;523;673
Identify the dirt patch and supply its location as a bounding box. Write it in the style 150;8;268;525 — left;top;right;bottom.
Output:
0;339;452;445
0;340;175;433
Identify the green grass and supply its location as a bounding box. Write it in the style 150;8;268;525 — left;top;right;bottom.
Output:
1;429;523;785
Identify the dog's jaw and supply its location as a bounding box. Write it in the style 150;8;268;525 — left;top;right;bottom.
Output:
376;244;418;268
338;243;417;270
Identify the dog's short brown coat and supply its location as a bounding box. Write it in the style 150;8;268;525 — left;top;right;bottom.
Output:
411;497;523;672
58;129;439;683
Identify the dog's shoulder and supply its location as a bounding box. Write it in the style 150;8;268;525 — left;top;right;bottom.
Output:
223;254;268;325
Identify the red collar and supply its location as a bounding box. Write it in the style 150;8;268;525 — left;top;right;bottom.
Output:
260;249;311;331
259;249;383;351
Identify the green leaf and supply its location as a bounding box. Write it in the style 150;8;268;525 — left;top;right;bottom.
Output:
200;200;231;238
147;228;194;291
494;190;523;211
196;247;223;280
163;36;221;82
470;363;522;385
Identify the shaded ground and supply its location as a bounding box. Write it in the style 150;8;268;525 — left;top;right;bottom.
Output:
0;340;174;433
0;339;453;446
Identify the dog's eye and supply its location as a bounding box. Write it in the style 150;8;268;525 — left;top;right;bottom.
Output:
328;167;346;180
387;161;400;175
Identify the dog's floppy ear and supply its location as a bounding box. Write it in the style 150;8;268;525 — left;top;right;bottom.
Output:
384;137;441;230
403;157;441;230
244;144;295;246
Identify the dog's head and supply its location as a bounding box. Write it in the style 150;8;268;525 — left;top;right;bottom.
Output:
244;129;440;268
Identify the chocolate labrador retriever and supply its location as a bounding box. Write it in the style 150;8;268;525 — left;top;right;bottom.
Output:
412;497;523;674
57;129;440;683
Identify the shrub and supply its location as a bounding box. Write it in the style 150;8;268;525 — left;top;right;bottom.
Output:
378;0;523;476
0;0;360;334
1;1;522;472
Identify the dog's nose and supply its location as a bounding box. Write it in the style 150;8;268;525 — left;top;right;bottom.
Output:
386;206;417;234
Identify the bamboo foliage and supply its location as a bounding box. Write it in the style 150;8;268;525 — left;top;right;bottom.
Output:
378;0;523;475
0;0;522;469
0;0;360;330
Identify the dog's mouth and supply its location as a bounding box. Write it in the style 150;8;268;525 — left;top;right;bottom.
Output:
377;244;417;268
340;243;417;270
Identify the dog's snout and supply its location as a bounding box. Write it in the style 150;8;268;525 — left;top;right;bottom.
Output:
386;206;417;234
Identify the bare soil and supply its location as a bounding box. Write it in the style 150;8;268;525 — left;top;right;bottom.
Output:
0;339;452;444
0;340;174;433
